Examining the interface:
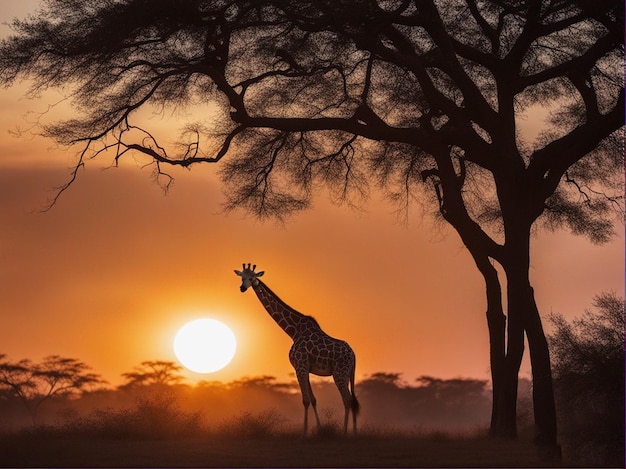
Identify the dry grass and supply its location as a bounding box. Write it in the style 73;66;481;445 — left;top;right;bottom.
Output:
0;424;569;468
0;409;604;467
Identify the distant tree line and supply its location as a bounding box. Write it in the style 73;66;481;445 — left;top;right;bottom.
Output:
0;358;494;434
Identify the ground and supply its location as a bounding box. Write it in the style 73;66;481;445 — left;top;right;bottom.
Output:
0;432;574;467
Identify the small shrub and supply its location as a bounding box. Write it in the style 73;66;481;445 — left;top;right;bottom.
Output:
218;409;284;438
62;402;204;440
61;408;137;439
314;421;341;439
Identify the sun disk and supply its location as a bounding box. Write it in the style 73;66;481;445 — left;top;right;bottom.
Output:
173;318;237;373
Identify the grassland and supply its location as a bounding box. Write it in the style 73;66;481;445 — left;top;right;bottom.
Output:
0;428;569;468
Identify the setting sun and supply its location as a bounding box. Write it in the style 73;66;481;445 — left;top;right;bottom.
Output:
173;318;237;374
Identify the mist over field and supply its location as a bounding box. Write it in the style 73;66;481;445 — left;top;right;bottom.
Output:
0;371;541;467
0;367;620;467
0;372;500;434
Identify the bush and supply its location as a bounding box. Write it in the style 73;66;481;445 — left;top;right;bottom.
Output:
217;410;285;438
548;292;624;467
63;397;204;439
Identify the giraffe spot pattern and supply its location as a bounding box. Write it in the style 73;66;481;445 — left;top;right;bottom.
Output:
250;278;358;434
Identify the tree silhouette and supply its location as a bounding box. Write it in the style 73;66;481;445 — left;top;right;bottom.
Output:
121;360;185;387
0;0;623;454
547;292;624;466
0;354;105;424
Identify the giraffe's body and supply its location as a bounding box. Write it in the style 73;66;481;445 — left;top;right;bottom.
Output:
235;264;359;436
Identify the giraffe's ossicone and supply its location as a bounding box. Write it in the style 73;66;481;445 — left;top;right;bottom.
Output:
234;263;359;436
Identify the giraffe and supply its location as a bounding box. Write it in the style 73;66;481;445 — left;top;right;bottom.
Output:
234;263;359;436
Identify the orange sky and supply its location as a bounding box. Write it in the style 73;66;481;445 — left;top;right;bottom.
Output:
0;3;623;388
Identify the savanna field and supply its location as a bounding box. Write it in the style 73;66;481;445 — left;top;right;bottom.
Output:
0;368;622;468
0;425;548;468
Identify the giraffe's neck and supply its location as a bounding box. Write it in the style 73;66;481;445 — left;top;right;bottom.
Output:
252;279;309;339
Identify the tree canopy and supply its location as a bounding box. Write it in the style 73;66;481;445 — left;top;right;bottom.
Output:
1;0;622;226
0;354;104;424
121;360;185;387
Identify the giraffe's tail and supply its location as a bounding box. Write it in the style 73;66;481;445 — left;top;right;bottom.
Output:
350;368;360;416
351;393;360;416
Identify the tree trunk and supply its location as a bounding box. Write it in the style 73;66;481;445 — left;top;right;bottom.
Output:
431;149;560;456
503;224;562;460
468;252;507;436
523;287;562;461
464;252;561;453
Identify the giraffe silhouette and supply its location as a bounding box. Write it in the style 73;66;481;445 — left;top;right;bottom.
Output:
234;263;359;436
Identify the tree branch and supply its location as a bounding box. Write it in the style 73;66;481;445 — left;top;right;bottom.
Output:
529;88;624;197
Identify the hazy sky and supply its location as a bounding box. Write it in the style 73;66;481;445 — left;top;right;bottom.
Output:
0;2;623;387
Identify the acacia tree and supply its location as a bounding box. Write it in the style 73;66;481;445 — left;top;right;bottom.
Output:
0;355;105;424
0;0;623;454
121;360;185;387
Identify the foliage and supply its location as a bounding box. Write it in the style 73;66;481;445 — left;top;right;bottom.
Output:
0;355;105;424
0;0;621;230
547;292;625;467
0;359;498;434
66;395;204;439
358;373;492;431
120;360;184;388
217;409;285;438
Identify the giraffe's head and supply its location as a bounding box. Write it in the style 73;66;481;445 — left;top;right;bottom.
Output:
234;263;265;292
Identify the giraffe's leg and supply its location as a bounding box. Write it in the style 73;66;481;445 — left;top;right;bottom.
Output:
350;367;359;435
352;400;358;435
307;378;322;432
333;374;353;435
303;401;309;437
310;390;321;431
296;371;318;437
